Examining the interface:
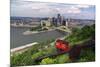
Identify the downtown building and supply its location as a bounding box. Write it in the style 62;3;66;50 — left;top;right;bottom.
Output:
52;14;68;27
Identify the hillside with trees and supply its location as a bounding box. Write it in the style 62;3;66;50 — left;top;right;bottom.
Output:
11;24;95;66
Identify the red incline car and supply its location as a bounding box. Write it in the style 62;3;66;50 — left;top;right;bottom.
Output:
55;39;70;52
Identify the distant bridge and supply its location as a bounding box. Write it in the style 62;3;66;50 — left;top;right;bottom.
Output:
10;23;38;28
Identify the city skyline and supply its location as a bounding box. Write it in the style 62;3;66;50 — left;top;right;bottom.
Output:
11;0;95;19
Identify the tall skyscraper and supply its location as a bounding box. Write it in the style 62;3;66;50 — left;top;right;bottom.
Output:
57;14;62;26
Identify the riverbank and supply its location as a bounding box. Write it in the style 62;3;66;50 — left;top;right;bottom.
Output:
11;42;38;55
11;36;66;55
11;27;66;49
11;24;95;66
22;29;55;35
11;29;66;54
22;28;70;36
10;24;38;28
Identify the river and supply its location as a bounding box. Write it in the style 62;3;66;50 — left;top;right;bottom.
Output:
10;27;67;49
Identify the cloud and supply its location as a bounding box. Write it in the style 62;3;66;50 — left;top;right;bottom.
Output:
31;3;50;9
11;0;95;19
52;6;81;14
11;0;82;14
66;6;81;14
76;4;90;8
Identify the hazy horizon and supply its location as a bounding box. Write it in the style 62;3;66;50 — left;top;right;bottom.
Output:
11;0;95;20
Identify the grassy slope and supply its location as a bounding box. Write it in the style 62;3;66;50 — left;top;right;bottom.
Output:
11;24;95;66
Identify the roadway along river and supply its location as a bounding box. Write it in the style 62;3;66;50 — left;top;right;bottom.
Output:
10;27;68;49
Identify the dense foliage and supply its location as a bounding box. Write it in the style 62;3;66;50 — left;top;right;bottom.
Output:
11;24;95;66
30;25;42;31
79;47;95;62
11;39;56;66
65;24;95;45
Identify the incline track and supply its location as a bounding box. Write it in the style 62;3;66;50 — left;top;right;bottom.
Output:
34;39;95;62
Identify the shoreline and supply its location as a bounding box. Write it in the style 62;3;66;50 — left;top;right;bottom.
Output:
10;24;38;28
11;27;69;54
11;42;39;54
11;36;66;54
22;28;70;36
10;35;68;56
23;29;56;35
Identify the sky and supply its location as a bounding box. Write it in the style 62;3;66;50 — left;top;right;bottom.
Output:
11;0;95;19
